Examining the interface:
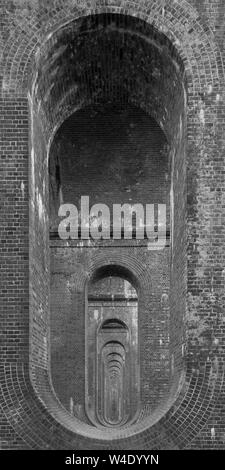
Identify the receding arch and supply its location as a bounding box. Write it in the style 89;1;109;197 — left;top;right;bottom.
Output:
101;319;128;330
30;11;187;439
86;267;139;428
0;0;219;449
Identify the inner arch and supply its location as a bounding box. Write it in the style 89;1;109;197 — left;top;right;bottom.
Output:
29;11;187;440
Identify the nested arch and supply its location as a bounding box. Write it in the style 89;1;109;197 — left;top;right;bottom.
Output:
86;266;139;428
30;10;187;440
2;0;220;96
33;13;187;438
0;0;223;450
100;341;126;426
101;319;128;331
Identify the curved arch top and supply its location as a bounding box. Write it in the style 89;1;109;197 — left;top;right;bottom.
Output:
1;0;225;451
1;0;223;97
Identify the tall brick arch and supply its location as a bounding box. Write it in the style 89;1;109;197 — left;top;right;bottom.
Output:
0;0;223;93
1;0;225;449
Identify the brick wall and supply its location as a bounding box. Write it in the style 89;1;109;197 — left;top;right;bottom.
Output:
0;0;225;450
49;104;170;233
50;242;170;423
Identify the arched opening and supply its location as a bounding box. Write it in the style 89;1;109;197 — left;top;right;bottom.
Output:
86;272;139;427
101;319;128;330
100;341;126;426
29;11;187;439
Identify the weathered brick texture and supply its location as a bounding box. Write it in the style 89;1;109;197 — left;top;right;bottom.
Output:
0;0;225;450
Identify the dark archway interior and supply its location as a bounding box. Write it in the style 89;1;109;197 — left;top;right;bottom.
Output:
2;0;224;452
35;14;184;137
30;12;186;437
49;104;170;235
86;274;139;428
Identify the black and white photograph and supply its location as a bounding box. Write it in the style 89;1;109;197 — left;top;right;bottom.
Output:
0;0;225;464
